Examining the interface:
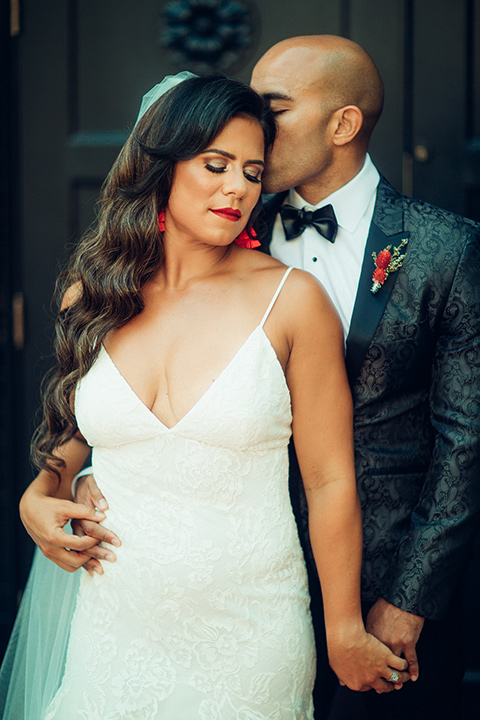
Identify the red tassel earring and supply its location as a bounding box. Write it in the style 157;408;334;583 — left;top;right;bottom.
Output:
234;226;260;249
158;211;166;232
159;210;260;248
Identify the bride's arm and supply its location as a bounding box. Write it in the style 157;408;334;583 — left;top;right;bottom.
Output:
284;271;408;693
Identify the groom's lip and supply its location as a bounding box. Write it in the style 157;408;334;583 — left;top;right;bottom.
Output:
210;208;242;221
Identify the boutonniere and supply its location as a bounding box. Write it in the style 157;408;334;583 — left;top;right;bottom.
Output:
371;238;409;294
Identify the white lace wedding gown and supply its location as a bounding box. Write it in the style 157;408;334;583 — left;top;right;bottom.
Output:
44;267;316;719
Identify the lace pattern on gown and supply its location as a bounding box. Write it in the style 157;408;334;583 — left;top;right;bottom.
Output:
44;266;316;719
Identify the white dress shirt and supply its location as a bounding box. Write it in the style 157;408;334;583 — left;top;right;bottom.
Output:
270;154;380;338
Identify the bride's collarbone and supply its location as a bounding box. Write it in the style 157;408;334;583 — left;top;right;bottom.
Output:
103;269;292;412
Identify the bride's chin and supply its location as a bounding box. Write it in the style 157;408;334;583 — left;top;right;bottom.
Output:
195;234;238;249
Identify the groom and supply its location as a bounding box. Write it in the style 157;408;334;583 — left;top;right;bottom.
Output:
251;35;480;719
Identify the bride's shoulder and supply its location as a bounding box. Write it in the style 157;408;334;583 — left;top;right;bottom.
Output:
237;250;286;284
281;267;332;308
280;269;342;335
242;255;330;305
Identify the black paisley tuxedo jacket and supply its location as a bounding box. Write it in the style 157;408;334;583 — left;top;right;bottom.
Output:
259;176;480;621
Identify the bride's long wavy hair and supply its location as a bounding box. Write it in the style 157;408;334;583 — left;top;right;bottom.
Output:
32;75;276;477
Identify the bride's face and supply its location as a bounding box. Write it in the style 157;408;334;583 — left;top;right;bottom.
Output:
165;115;265;246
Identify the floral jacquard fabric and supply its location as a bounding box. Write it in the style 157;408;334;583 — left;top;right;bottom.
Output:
262;179;480;623
44;269;316;719
353;180;480;619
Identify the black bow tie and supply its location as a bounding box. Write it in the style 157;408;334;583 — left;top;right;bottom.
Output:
279;203;338;243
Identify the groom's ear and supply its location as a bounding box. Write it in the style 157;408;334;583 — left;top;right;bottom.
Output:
330;105;363;146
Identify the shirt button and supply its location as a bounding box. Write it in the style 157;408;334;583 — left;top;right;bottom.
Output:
312;257;318;262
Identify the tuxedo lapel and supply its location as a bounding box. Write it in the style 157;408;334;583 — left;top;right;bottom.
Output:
345;178;409;386
259;181;411;386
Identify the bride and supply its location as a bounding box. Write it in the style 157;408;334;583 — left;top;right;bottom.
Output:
1;73;407;718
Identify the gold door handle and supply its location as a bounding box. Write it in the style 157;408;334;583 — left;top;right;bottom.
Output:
11;0;20;37
12;292;24;350
414;144;430;163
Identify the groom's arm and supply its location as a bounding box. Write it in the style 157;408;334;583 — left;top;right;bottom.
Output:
381;226;480;618
20;454;120;573
366;224;480;679
19;435;108;572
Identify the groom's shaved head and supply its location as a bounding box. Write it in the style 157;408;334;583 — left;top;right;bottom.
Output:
252;35;384;139
251;35;384;198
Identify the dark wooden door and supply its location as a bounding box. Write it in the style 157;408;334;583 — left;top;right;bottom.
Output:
2;2;479;710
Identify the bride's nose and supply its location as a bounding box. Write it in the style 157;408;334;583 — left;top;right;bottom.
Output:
222;168;248;198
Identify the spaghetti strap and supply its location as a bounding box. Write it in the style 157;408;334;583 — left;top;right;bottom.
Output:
260;267;294;328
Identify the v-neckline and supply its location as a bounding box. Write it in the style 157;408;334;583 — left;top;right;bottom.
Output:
100;325;267;432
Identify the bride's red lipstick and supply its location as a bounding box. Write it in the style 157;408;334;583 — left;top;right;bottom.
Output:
210;208;242;222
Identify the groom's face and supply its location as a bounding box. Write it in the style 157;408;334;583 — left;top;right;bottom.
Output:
251;57;335;195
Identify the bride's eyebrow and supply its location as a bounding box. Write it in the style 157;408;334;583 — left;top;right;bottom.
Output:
202;148;264;167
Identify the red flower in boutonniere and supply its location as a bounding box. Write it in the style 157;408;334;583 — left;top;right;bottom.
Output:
372;267;387;285
371;238;409;294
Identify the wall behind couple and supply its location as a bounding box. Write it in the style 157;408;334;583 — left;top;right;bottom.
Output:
1;0;479;712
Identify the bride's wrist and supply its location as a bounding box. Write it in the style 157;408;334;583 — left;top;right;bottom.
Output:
325;616;366;649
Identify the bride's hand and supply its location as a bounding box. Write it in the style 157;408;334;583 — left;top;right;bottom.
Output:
327;626;409;693
71;474;121;575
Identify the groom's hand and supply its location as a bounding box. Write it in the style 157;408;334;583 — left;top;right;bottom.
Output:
19;486;106;573
71;474;121;575
366;598;424;682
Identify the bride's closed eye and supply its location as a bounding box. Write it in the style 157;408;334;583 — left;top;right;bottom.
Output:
205;163;226;174
205;163;262;184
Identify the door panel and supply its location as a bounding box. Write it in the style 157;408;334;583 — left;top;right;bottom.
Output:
350;0;406;191
412;0;468;214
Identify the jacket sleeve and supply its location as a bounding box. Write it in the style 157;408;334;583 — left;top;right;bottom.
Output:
382;227;480;620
